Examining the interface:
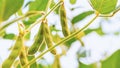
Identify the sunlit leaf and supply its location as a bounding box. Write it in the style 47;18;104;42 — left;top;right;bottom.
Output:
0;0;24;22
89;0;118;14
64;37;77;48
24;32;30;40
3;33;16;40
84;29;95;35
29;0;48;11
95;27;105;36
72;11;94;24
101;50;120;68
25;0;49;26
79;62;97;68
70;0;77;4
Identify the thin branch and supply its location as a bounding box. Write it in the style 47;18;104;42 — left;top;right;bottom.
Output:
43;1;63;19
0;11;44;32
45;0;52;13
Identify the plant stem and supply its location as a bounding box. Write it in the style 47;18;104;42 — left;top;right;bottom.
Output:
0;11;44;33
23;13;99;68
43;1;63;19
45;0;52;13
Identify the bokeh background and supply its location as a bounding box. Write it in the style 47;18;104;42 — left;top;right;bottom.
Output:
0;0;120;68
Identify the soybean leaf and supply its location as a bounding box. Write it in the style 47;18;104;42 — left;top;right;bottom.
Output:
0;0;24;22
27;0;49;24
89;0;118;14
64;37;77;48
3;33;16;40
29;0;48;11
72;11;94;24
24;32;30;40
79;62;97;68
70;0;77;4
101;50;120;68
84;29;95;35
94;27;105;36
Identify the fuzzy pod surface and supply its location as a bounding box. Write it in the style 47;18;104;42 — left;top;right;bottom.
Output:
43;19;57;55
2;35;24;68
59;2;70;37
19;46;29;68
28;22;44;55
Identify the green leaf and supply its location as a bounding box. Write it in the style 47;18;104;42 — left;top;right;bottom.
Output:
24;32;30;40
101;50;120;68
84;29;94;35
89;0;118;14
26;0;49;26
72;11;94;24
95;27;105;36
3;33;16;40
29;0;48;11
64;37;77;48
0;0;24;22
79;62;97;68
70;0;77;4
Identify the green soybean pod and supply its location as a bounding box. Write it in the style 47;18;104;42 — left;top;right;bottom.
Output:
19;46;29;68
28;22;44;55
2;35;23;68
59;2;70;37
43;19;57;55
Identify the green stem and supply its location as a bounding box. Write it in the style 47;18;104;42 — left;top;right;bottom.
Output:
43;1;63;19
0;11;44;32
45;0;52;13
23;13;99;68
